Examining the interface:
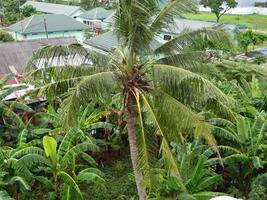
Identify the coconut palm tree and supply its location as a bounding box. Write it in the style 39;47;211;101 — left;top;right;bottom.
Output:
25;0;233;199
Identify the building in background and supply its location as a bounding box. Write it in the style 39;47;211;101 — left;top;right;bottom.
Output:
8;14;89;42
0;37;78;78
76;7;114;33
21;1;85;18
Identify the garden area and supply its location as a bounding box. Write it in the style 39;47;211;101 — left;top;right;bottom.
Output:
0;1;266;200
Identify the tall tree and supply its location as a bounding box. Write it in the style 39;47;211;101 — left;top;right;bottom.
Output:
25;0;232;199
200;0;237;22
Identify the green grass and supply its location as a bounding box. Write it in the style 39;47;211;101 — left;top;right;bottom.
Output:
90;154;138;200
184;12;267;31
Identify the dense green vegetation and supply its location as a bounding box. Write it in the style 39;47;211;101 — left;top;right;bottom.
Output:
0;30;14;42
0;0;36;25
0;0;266;200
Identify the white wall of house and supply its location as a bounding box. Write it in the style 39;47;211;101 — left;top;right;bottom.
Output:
76;17;111;30
236;0;267;7
10;31;86;43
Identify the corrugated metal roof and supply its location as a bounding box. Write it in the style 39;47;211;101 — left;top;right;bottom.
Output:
8;14;89;34
78;7;115;20
162;18;239;34
0;37;77;74
84;31;162;53
22;1;84;16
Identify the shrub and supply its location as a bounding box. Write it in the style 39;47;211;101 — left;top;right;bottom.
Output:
0;31;14;42
249;173;267;200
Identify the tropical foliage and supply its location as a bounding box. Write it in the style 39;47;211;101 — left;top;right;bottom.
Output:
0;0;266;200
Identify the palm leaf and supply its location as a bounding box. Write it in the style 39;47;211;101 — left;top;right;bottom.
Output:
153;64;228;107
61;72;117;127
141;93;187;192
151;0;196;33
134;90;158;193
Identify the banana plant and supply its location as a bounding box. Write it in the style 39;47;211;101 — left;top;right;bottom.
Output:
0;74;34;146
8;129;104;200
211;113;267;196
35;102;114;137
154;141;223;200
0;146;31;200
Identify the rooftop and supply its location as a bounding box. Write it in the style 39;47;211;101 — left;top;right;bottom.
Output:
84;31;162;53
21;1;84;16
78;7;115;20
0;37;77;74
8;14;89;34
162;18;239;34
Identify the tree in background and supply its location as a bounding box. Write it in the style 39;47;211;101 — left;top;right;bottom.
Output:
20;5;36;17
0;31;14;42
237;30;267;55
200;0;237;22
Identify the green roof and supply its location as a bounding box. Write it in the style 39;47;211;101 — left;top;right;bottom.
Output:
78;7;114;20
9;14;89;34
84;31;162;53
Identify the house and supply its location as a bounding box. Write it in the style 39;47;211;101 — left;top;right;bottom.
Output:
76;7;115;31
0;37;78;77
83;31;163;54
21;1;85;18
8;14;89;42
159;18;240;41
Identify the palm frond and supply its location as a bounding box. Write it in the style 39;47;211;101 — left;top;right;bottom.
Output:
134;90;158;193
61;72;117;127
155;26;232;56
154;91;216;146
25;44;90;72
153;64;228;107
151;0;196;33
141;93;187;192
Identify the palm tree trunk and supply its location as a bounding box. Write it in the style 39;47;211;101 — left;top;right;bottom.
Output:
127;94;147;200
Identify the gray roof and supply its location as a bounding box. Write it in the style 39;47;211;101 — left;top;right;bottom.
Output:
78;7;114;20
9;14;89;34
22;1;84;16
84;31;162;53
103;12;115;24
0;37;77;74
162;18;239;34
